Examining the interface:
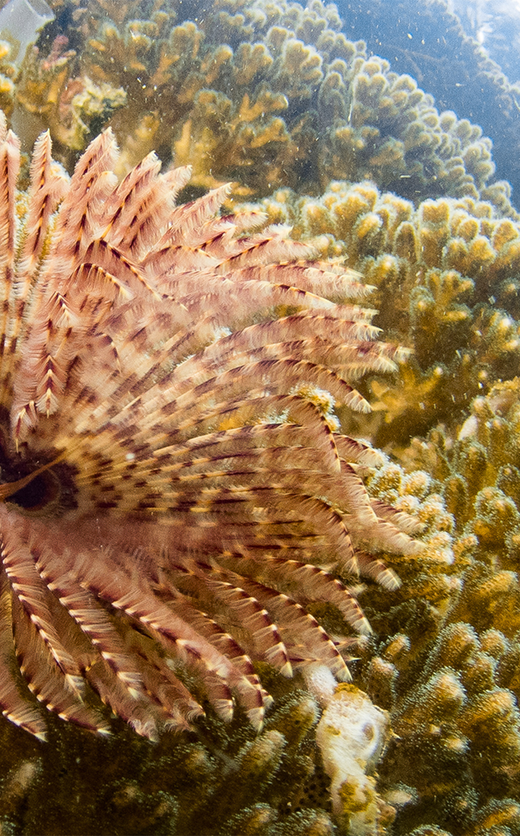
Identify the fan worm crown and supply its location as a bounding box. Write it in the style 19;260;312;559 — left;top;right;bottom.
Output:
0;111;418;740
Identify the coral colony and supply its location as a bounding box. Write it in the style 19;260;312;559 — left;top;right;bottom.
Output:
1;1;520;835
259;181;520;446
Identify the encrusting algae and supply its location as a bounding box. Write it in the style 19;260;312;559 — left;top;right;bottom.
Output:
0;0;520;835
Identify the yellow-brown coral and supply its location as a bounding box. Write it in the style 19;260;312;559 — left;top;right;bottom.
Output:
12;0;510;213
344;381;520;834
259;180;520;445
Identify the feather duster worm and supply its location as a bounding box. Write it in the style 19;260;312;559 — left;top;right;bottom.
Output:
0;112;419;741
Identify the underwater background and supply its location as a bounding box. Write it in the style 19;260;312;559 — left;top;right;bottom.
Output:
1;1;520;834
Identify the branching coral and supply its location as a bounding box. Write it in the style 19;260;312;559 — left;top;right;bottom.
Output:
0;688;337;835
257;180;520;445
316;378;520;835
9;0;510;213
15;34;126;151
329;442;519;836
336;0;520;211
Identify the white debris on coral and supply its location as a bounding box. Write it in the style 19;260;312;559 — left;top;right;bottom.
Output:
316;684;390;835
301;662;340;707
